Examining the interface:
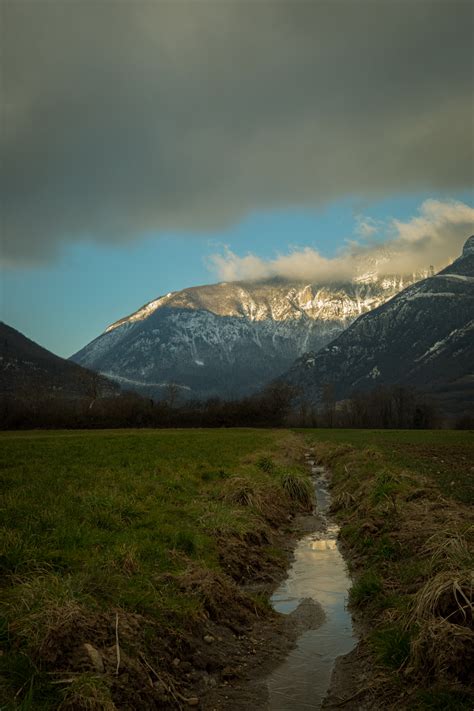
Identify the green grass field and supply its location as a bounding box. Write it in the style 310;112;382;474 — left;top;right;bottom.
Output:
0;429;309;709
1;429;295;582
1;427;472;709
301;428;474;504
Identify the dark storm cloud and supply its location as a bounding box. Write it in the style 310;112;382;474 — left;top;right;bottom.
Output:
1;0;473;264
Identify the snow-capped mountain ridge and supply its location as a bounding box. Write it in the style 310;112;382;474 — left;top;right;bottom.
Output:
71;272;421;400
104;274;421;333
281;237;474;413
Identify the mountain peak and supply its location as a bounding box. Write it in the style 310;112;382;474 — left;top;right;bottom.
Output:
282;241;474;413
462;235;474;257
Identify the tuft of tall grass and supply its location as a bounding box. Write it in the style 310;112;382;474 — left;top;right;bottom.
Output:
423;526;474;572
349;569;384;608
370;624;412;668
221;477;261;508
59;673;116;710
411;571;473;626
410;618;474;685
371;470;400;505
280;472;313;509
174;530;198;556
257;456;276;473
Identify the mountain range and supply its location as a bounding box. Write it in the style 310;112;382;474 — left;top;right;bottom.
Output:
70;274;419;400
3;238;473;416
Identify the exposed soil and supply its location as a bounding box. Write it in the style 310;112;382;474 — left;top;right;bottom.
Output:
194;506;328;710
40;497;331;710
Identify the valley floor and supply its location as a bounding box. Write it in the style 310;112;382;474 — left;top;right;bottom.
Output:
0;428;473;710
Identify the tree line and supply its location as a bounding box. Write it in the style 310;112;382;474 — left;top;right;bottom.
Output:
2;381;469;430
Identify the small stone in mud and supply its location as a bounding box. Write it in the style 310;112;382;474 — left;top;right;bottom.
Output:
203;634;215;643
172;657;180;667
82;643;104;673
187;697;199;706
222;666;237;680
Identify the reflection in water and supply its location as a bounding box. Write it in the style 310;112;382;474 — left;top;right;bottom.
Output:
266;463;356;710
308;539;338;551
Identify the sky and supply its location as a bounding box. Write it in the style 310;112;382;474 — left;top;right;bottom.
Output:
1;0;473;357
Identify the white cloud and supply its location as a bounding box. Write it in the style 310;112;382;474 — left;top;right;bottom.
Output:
355;216;379;239
208;199;474;283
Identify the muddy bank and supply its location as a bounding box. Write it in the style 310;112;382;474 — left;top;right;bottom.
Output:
195;485;328;710
310;437;474;711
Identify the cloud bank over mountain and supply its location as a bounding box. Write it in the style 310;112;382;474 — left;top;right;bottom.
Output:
208;200;474;282
2;0;473;264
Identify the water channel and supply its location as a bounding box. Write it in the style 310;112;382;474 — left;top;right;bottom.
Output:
266;456;357;710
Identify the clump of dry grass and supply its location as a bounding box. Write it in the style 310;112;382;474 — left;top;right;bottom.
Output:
59;673;116;710
422;526;474;572
5;573;92;664
408;570;473;685
411;571;473;626
256;486;291;526
280;472;313;510
330;490;357;513
257;456;275;473
220;477;261;508
410;619;474;684
114;543;140;576
220;476;290;524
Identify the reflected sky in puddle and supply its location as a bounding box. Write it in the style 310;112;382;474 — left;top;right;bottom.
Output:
266;461;356;710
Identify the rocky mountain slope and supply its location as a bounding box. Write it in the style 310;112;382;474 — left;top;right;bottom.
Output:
71;275;418;400
282;237;474;412
0;322;118;401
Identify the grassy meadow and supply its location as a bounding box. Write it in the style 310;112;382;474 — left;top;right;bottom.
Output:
1;427;473;709
305;428;474;710
0;429;310;709
304;428;474;504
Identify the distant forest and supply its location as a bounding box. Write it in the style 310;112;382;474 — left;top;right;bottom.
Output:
2;383;471;431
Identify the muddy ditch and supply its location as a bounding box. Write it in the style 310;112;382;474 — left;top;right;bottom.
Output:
197;451;358;711
265;459;356;710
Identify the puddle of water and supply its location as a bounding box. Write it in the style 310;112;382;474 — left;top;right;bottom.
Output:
266;463;356;710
